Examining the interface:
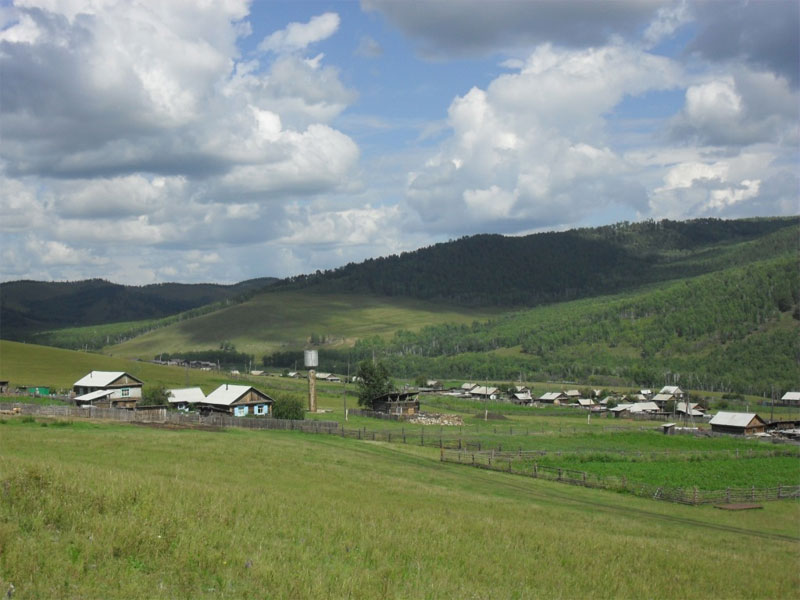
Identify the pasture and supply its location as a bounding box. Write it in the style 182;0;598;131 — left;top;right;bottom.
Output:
1;418;798;599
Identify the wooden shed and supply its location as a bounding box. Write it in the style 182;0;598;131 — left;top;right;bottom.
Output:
709;412;766;435
371;391;420;416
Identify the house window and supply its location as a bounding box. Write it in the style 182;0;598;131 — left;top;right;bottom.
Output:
121;388;129;397
234;406;247;417
255;404;264;415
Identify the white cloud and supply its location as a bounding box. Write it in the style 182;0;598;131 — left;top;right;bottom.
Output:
405;43;680;233
258;12;340;54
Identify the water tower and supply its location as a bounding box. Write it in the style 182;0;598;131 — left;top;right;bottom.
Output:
304;350;318;413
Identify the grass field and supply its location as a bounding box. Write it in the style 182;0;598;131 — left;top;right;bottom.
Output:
1;417;798;599
102;291;499;358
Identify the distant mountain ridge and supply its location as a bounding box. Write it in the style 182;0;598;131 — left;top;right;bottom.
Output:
273;217;799;306
0;277;277;341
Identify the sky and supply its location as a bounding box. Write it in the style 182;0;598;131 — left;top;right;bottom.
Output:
1;0;798;285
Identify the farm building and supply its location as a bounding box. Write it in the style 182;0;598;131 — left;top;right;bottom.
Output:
315;372;342;382
610;402;660;417
539;391;567;404
564;390;581;400
195;384;274;417
709;412;767;435
166;387;206;411
372;391;420;416
426;380;443;390
780;391;800;405
470;386;501;400
675;402;705;417
73;389;116;407
577;398;596;409
461;383;478;392
511;391;533;405
0;380;8;393
73;371;143;408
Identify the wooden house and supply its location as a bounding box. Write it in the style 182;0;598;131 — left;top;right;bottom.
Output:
470;386;501;400
73;371;143;408
315;372;342;382
539;391;568;404
196;384;274;417
372;391;420;416
709;412;766;435
511;391;533;405
0;380;8;393
564;390;581;400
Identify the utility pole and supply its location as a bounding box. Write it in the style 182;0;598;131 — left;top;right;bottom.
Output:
344;360;349;421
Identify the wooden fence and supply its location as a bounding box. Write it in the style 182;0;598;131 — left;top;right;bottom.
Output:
0;403;337;433
440;449;800;505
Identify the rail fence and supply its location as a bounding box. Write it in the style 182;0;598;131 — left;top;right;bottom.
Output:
440;449;800;505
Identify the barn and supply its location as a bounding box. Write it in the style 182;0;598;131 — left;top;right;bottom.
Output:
709;412;766;435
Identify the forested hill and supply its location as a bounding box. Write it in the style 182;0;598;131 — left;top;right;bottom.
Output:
0;277;276;341
273;217;799;306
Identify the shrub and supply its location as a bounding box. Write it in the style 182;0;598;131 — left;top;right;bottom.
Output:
272;395;305;420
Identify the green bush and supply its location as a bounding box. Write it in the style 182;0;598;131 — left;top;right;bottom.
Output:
272;395;305;420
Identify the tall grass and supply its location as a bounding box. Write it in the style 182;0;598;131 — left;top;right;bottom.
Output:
0;420;798;598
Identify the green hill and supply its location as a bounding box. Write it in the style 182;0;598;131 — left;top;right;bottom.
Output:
0;277;277;341
273;217;798;306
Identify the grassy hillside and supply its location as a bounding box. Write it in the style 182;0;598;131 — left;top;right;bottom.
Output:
1;421;798;599
0;340;239;393
103;292;500;359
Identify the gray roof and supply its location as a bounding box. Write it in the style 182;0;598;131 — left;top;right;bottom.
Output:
709;412;763;427
539;392;565;401
74;389;115;401
167;387;206;404
781;391;800;402
74;371;141;388
204;384;270;407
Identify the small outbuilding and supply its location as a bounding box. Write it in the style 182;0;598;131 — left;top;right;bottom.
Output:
780;391;800;405
166;387;207;411
371;391;420;416
709;412;767;435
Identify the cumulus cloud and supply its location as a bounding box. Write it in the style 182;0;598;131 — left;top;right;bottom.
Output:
405;43;680;233
670;70;799;146
0;1;363;282
258;12;340;54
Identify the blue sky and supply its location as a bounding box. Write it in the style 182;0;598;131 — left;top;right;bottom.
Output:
1;0;798;284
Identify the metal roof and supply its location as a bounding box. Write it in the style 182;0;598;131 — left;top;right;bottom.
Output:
709;411;763;427
652;393;674;402
659;386;683;395
74;371;140;388
781;391;800;401
74;389;115;401
539;392;564;401
167;387;206;404
470;386;499;396
205;384;258;406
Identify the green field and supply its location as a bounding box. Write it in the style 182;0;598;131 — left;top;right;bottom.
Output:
1;418;798;599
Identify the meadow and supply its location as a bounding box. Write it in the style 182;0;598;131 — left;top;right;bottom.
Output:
1;417;798;599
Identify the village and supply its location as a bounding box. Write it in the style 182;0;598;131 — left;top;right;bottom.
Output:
5;369;800;440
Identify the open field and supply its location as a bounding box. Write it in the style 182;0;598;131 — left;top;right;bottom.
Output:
102;292;500;358
1;418;798;599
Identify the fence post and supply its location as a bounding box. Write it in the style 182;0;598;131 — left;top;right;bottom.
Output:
440;448;443;462
558;468;562;481
533;463;538;478
421;428;424;446
726;488;731;503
